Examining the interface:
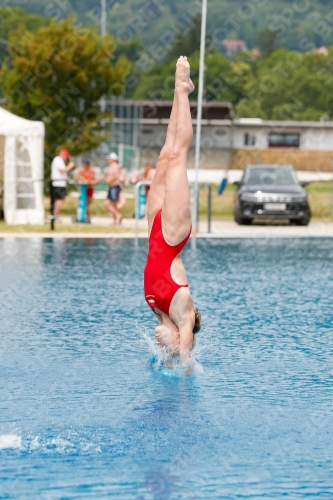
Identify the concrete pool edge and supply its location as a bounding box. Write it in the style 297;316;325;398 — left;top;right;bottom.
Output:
1;232;333;239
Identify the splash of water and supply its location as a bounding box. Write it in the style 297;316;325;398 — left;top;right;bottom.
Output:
0;434;22;450
138;324;204;377
0;432;102;455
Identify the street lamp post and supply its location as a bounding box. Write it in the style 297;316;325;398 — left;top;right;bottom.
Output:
192;0;208;248
101;0;106;37
101;0;106;116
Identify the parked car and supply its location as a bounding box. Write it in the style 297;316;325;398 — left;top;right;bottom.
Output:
233;164;311;225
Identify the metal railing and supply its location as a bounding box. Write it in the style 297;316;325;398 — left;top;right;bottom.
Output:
134;181;212;247
195;183;212;234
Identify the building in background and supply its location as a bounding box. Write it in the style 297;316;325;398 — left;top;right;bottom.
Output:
91;99;333;174
312;46;329;56
221;39;247;57
231;118;333;171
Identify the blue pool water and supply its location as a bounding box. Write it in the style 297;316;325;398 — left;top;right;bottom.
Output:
0;237;333;499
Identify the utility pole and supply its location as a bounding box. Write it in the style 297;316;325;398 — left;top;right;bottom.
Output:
101;0;106;37
192;0;207;248
101;0;106;114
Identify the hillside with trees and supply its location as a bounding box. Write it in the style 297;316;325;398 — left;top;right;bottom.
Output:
1;2;333;122
4;0;333;51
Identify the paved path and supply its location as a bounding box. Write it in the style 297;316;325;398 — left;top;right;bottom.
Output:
1;218;333;238
198;219;333;238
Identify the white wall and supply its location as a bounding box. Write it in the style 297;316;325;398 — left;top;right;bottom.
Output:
302;127;333;150
233;127;268;149
140;124;232;149
140;122;333;153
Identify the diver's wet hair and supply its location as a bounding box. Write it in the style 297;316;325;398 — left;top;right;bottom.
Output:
193;306;201;334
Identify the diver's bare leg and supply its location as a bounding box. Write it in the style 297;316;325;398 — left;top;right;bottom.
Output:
147;90;179;231
162;56;193;245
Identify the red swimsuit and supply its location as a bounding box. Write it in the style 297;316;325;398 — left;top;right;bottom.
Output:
144;210;191;316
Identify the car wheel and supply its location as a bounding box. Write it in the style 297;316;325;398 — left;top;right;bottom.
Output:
234;213;252;225
291;208;311;226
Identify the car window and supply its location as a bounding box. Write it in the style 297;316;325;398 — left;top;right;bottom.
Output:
243;168;299;187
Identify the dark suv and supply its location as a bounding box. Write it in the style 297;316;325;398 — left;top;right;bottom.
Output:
233;164;311;225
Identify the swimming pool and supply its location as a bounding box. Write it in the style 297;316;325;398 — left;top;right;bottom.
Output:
0;237;333;498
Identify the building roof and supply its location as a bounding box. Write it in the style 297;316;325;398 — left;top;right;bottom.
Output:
234;118;333;129
312;46;329;56
107;99;235;120
222;39;247;51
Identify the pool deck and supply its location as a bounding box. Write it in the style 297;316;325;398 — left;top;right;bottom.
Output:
1;218;333;238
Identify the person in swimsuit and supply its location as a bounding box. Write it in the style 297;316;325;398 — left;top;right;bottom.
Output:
144;56;201;365
95;153;125;225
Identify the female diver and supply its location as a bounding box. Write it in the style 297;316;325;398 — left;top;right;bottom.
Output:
144;56;201;365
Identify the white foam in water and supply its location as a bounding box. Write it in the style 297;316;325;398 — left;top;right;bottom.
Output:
0;434;22;450
139;324;204;376
49;438;74;451
30;436;40;450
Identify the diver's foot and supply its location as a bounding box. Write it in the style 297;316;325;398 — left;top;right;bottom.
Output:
188;78;195;94
175;56;191;93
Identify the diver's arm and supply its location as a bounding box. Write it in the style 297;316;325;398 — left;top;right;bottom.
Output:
179;321;194;364
171;288;195;365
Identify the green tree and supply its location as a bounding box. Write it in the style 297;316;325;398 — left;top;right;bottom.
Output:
0;7;50;68
6;0;333;51
257;28;280;57
114;36;145;98
235;48;333;120
132;13;240;102
133;49;244;104
166;13;212;63
114;36;145;63
1;17;131;169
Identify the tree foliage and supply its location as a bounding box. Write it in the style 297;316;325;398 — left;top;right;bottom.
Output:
0;7;50;68
8;0;333;52
131;17;333;122
235;48;333;120
1;17;131;165
257;28;280;57
165;13;212;63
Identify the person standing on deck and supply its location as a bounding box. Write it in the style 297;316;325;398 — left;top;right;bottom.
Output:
94;153;126;225
51;149;75;219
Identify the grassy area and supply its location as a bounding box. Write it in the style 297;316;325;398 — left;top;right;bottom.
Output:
0;182;332;234
47;183;333;220
305;182;333;219
0;221;135;234
45;189;136;219
57;186;235;219
198;184;234;218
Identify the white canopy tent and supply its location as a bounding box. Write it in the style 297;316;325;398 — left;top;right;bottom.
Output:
0;107;45;225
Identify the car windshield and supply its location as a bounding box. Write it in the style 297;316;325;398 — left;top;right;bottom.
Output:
243;167;299;187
